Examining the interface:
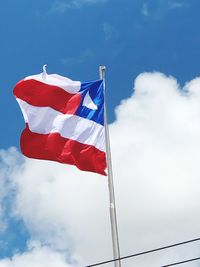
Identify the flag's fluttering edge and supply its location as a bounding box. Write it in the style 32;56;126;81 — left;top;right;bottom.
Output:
13;71;106;175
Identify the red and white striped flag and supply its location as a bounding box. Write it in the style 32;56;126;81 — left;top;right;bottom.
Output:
13;70;106;175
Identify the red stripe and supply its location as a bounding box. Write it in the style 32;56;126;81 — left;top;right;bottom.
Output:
14;79;81;114
20;126;107;176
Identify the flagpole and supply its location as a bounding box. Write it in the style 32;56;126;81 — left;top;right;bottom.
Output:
99;66;121;267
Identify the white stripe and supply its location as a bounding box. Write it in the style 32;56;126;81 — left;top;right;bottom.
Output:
24;73;81;93
17;99;105;152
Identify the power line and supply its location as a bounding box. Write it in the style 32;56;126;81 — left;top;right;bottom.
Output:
85;237;200;267
161;256;200;266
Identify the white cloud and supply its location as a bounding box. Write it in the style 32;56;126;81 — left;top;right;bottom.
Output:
169;0;190;9
2;72;200;266
0;147;22;233
141;0;190;20
142;3;149;17
61;49;94;66
0;244;76;267
50;0;107;13
102;23;119;41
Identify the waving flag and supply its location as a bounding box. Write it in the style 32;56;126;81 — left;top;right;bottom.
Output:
13;71;106;175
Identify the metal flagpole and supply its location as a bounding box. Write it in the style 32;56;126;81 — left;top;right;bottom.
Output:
99;66;121;267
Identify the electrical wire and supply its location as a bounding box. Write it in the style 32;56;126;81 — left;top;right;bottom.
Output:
85;237;200;267
161;256;200;266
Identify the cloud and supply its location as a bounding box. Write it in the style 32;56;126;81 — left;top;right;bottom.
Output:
141;0;190;20
0;147;23;234
2;72;200;266
50;0;107;13
102;23;119;41
61;49;94;66
169;1;190;9
0;243;76;267
141;3;149;17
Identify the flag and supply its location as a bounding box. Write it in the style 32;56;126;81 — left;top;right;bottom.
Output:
13;71;106;175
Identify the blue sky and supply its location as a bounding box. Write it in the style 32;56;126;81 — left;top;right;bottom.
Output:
1;0;200;149
1;0;200;266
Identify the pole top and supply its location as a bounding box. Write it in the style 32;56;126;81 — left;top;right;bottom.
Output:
99;66;106;80
99;65;106;71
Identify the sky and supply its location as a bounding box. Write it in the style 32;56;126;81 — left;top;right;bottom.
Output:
1;0;200;266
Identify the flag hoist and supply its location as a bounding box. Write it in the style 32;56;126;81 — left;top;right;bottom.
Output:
13;65;121;267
